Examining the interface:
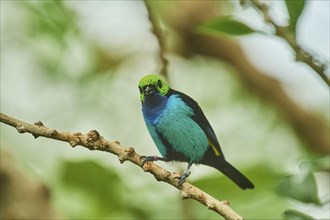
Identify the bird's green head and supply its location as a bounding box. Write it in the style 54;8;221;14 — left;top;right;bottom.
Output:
138;74;170;102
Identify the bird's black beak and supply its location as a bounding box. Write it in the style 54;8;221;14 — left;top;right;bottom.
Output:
144;85;157;96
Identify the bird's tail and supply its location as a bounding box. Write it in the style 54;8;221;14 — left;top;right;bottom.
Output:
209;159;254;190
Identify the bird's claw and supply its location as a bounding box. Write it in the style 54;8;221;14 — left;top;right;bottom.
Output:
175;170;191;186
141;156;157;167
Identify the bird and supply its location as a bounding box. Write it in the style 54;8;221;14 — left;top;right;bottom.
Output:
138;74;254;189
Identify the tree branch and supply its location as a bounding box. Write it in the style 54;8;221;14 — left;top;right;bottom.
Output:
144;0;169;81
247;0;330;87
0;112;244;220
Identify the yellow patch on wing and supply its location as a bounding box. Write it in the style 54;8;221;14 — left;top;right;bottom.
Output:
208;139;221;156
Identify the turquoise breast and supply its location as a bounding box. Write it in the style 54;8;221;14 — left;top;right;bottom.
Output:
145;95;209;162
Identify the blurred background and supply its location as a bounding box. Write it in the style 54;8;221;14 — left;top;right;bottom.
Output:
0;0;329;219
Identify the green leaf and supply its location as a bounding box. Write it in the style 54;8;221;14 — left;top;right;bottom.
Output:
285;0;306;33
198;16;256;36
276;171;320;204
283;209;315;220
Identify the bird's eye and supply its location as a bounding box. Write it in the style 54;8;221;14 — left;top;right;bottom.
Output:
138;86;143;93
157;80;162;88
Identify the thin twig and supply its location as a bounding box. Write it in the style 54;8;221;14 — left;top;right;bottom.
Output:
248;0;329;87
144;0;169;81
0;112;244;220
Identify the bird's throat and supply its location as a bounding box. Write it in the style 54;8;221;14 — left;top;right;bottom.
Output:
142;93;168;123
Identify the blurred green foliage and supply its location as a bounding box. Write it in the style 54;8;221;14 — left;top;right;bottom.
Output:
23;0;77;43
276;159;327;205
198;16;256;36
55;160;150;219
198;0;307;38
192;165;288;219
283;209;315;220
277;172;319;205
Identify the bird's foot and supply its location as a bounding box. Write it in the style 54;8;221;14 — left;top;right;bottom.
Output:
141;156;162;167
175;169;191;186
